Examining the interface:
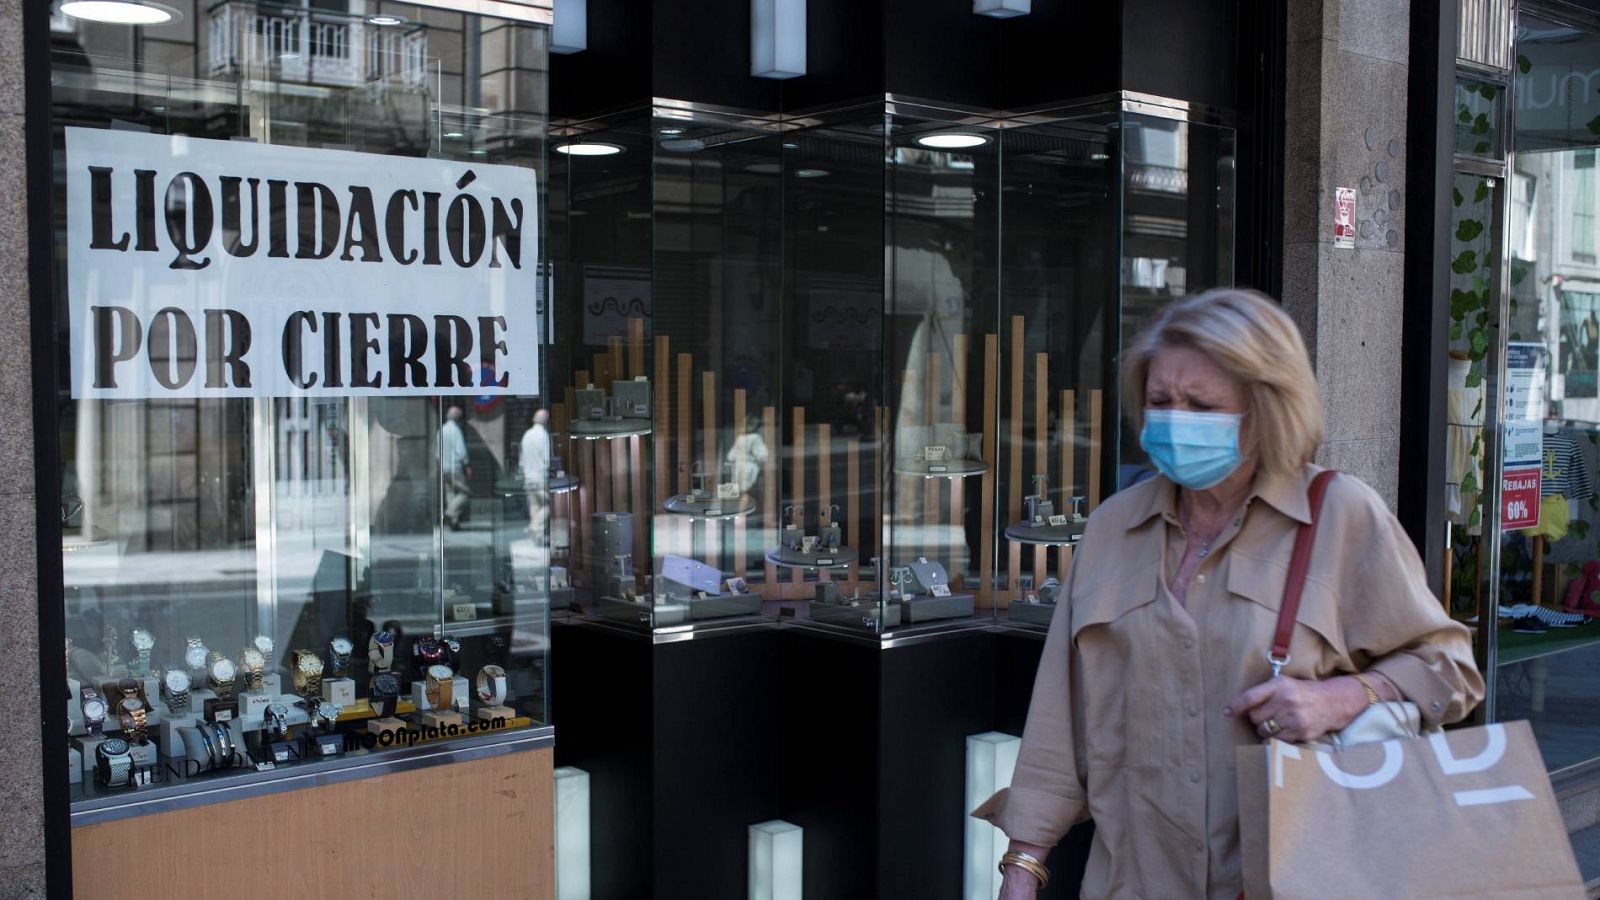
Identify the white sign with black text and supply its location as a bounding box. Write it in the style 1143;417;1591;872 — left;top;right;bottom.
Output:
66;128;540;399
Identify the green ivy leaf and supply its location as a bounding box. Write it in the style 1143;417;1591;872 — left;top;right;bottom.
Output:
1475;181;1490;202
1456;219;1485;241
1574;520;1591;540
1474;141;1491;154
1519;54;1532;74
1472;113;1491;135
1479;84;1499;99
1471;397;1484;420
1453;250;1479;274
1512;265;1528;286
1472;274;1488;293
1476;311;1489;326
1589;114;1600;137
1459;105;1473;124
1469;328;1490;356
1449;321;1463;340
1461;472;1479;495
1454;187;1465;207
1469;507;1482;528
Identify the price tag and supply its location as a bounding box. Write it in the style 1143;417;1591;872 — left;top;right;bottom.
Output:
273;747;291;762
213;708;234;722
717;483;742;499
930;584;952;598
255;761;277;772
453;602;477;621
1048;515;1069;527
1501;466;1541;530
924;445;947;462
817;558;833;566
318;741;340;756
634;402;649;414
704;508;722;518
929;465;948;473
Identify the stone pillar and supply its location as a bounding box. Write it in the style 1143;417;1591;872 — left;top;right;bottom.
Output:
1281;0;1412;508
0;0;46;896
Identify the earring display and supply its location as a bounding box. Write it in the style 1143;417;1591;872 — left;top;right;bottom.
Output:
1009;576;1061;626
767;504;858;570
570;378;654;439
898;556;976;622
893;424;989;479
664;460;757;520
653;555;762;622
1004;474;1085;547
809;579;904;632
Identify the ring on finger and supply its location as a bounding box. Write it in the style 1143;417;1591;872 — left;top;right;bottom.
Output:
1262;718;1282;736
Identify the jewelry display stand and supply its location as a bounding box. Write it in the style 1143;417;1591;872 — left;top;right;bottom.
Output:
67;677;82;735
475;704;515;722
1007;599;1057;627
808;583;904;631
158;715;199;757
67;747;81;784
74;735;108;779
420;709;464;729
237;691;273;722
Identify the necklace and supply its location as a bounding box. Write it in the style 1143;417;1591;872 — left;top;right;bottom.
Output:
1178;497;1222;558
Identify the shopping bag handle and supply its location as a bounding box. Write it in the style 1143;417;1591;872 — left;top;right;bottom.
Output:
1270;470;1338;677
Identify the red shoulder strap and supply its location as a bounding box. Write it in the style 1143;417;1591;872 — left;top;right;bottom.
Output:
1270;470;1338;676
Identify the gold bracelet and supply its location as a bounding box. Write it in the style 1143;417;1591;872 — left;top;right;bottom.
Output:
999;850;1051;888
1353;673;1381;706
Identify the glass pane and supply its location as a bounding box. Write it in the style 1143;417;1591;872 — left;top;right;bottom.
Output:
1455;77;1503;159
58;2;550;803
1488;8;1600;772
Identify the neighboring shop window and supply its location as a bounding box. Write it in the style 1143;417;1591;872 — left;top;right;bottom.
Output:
53;3;552;807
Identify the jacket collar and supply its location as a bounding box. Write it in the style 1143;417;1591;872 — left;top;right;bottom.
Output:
1128;464;1315;529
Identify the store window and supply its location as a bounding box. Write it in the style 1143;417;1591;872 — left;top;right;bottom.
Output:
1462;4;1600;773
54;1;552;816
544;97;1235;637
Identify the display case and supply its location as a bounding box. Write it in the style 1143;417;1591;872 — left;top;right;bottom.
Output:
53;1;553;819
546;94;1235;638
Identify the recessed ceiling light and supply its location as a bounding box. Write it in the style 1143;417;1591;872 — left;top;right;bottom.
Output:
366;13;406;26
468;149;487;156
1090;152;1110;161
916;133;988;150
658;138;705;152
795;168;829;178
61;0;180;25
554;142;624;157
782;141;799;150
444;131;465;139
658;127;684;136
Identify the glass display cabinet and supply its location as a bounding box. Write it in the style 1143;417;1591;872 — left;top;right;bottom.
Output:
55;1;552;817
546;93;1235;637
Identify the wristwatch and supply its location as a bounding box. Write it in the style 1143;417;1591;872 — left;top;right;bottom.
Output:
292;650;325;698
130;628;154;676
264;703;290;741
316;701;342;730
184;637;209;671
369;630;396;674
80;685;107;736
328;636;353;678
241;645;267;693
116;679;148;744
371;672;400;718
414;637;443;668
96;738;133;787
194;723;219;769
160;668;192;716
425;664;454;710
476;665;507;706
207;652;238;699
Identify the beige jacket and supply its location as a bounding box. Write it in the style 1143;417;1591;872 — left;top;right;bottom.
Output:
974;465;1483;899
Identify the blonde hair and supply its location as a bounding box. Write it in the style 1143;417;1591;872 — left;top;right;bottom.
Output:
1121;288;1323;475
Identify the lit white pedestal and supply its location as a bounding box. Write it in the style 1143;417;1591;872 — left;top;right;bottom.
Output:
748;820;802;900
964;731;1020;900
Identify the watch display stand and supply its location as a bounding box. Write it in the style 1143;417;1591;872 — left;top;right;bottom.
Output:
421;709;464;729
238;691;273;722
203;696;238;724
260;674;283;695
138;675;160;712
452;677;470;712
302;732;344;759
75;735;109;779
368;716;405;738
158;715;200;757
322;678;357;707
410;681;434;711
127;741;157;770
189;688;216;717
67;747;81;784
66;677;82;736
895;558;977;623
475;704;514;722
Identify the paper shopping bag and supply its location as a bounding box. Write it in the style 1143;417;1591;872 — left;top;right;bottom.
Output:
1236;720;1583;899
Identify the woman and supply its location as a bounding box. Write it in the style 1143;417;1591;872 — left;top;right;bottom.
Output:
975;289;1483;899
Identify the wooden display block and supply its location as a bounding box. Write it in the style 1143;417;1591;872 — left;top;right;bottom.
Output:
475;705;515;722
419;710;464;729
367;717;405;738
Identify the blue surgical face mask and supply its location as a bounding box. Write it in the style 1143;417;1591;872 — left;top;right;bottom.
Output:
1139;409;1244;490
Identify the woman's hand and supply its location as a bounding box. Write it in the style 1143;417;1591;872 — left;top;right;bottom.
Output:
1223;675;1372;742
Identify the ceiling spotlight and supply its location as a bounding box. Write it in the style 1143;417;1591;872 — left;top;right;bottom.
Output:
61;0;180;25
554;142;624;157
444;131;465;139
658;127;685;136
366;13;406;26
1090;152;1110;161
916;133;988;150
795;168;829;178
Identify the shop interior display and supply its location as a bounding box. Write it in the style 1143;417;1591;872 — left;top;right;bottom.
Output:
893;425;989;478
570;377;654;439
67;618;536;791
1004;474;1087;546
664;461;757;520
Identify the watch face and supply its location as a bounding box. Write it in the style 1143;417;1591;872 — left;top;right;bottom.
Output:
242;647;264;668
374;674;399;696
376;631;394;646
253;635;273;654
120;697;144;713
131;629;154;651
210;659;236;682
298;654;324;674
331;637;353;655
185;646;208;669
82;699;106;719
100;738;129;756
427;664;453;681
164;670;190;693
322;704;342;720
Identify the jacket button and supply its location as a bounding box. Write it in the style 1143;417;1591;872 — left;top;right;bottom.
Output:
1431;701;1442;712
1182;638;1194;649
1189;771;1202;783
